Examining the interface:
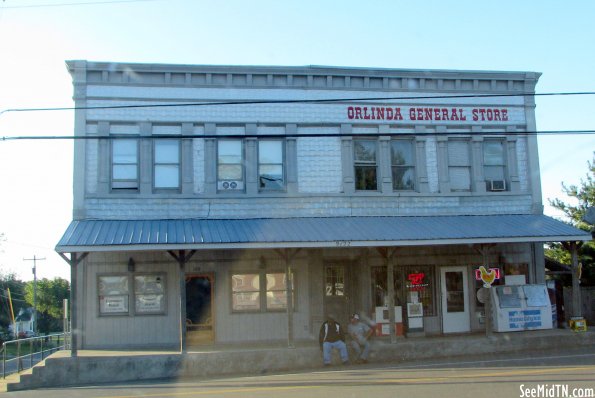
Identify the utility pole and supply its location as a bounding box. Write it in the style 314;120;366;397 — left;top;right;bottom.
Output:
23;255;45;335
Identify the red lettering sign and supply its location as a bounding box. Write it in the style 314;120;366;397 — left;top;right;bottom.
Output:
408;273;425;286
347;106;508;123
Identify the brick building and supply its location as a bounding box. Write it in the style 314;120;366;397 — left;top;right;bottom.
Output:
56;61;589;350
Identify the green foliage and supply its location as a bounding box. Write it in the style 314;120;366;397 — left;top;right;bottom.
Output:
547;153;595;285
0;272;27;329
24;277;70;333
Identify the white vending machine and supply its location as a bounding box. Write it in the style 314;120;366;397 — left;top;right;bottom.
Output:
490;284;553;332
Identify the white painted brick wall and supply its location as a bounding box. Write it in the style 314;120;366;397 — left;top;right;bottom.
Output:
85;99;527;127
84;195;534;220
85;140;98;194
85;124;98;194
297;137;342;193
87;86;526;106
193;138;205;194
426;137;439;193
517;136;529;192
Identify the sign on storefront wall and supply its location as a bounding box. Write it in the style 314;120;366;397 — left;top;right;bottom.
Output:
347;106;512;123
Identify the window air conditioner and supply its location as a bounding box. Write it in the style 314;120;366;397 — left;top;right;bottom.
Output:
217;180;244;190
487;180;506;191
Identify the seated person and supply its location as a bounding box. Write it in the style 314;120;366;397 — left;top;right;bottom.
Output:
318;314;349;366
348;313;373;364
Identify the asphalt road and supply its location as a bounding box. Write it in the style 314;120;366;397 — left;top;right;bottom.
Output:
5;347;595;398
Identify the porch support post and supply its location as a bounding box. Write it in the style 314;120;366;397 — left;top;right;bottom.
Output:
57;252;88;357
377;248;397;344
563;241;583;318
275;249;301;349
475;244;494;337
167;250;197;353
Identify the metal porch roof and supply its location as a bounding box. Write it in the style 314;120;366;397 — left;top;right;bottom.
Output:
55;214;591;253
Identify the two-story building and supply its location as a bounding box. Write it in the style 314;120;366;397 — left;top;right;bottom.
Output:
56;61;590;351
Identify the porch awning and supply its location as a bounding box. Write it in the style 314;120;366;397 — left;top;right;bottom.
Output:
55;214;591;253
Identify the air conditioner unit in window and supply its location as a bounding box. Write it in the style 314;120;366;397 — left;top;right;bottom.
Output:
217;180;244;191
487;180;506;191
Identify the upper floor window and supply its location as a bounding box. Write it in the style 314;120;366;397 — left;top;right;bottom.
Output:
258;140;285;191
111;139;139;191
154;139;180;190
354;139;378;191
218;140;244;191
448;139;471;192
391;140;415;190
483;140;507;191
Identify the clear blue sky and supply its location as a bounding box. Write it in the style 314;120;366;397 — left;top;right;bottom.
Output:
0;0;594;281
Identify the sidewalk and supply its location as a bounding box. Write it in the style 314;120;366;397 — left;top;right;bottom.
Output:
4;329;595;392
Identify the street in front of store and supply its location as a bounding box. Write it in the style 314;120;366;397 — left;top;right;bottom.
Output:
4;344;595;398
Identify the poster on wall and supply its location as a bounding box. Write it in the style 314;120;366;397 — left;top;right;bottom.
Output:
135;275;166;314
135;294;165;314
98;275;129;315
99;295;129;314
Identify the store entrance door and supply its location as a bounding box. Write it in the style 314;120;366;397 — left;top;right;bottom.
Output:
440;267;470;333
185;274;214;345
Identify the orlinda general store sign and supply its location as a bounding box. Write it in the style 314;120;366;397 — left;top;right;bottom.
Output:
347;106;510;122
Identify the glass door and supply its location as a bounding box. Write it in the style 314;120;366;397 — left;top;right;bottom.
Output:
440;267;470;333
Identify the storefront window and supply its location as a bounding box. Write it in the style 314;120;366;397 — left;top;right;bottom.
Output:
370;266;403;307
231;273;260;311
473;265;503;307
134;274;166;314
98;275;129;315
266;272;294;310
404;266;435;316
232;271;295;312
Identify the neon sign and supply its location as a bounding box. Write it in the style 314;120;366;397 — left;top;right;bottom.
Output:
475;266;500;288
407;273;428;291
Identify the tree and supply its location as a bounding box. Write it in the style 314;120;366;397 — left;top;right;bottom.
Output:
24;277;70;334
0;272;27;331
547;153;595;285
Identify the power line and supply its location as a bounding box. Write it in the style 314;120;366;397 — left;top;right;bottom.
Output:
0;293;26;303
2;130;595;142
0;0;161;9
1;91;595;116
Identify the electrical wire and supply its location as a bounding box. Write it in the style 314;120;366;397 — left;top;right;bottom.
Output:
1;91;595;116
2;130;595;141
0;0;161;9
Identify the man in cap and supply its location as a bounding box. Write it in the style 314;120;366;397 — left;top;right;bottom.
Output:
348;313;373;364
318;314;349;366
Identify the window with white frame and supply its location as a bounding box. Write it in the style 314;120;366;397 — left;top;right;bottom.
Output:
354;139;378;191
448;139;471;192
258;140;285;190
231;273;261;311
483;140;507;191
231;271;295;312
217;140;244;191
111;139;139;190
154;139;180;190
391;140;415;190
